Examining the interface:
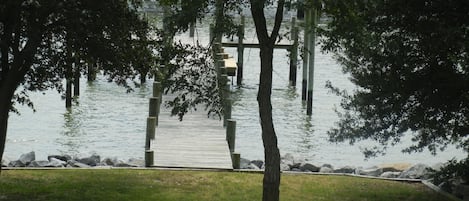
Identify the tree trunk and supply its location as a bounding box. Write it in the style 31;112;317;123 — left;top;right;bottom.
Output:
0;84;16;173
250;1;285;200
258;45;281;201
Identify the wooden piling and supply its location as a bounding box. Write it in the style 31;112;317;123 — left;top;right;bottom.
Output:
302;10;310;101
236;16;245;86
87;62;96;81
145;150;154;167
224;97;232;127
209;24;215;44
289;18;298;87
232;152;240;169
226;119;236;153
146;117;157;149
189;21;195;37
149;97;159;117
307;8;317;116
73;62;80;97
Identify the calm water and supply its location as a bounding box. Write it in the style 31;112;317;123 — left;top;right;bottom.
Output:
5;18;466;167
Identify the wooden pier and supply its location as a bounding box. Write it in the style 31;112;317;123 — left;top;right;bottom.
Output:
145;81;236;170
149;98;233;169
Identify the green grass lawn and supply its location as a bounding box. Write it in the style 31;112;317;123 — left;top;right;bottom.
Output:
0;169;456;201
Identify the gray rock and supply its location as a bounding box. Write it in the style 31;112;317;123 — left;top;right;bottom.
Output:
322;164;333;169
357;167;383;177
319;166;333;173
77;154;100;166
333;166;355;174
280;163;290;171
289;162;302;169
101;157;116;166
399;163;430;179
19;151;35;165
291;168;301;172
251;160;264;169
300;163;320;172
68;160;91;168
380;167;400;172
48;155;71;162
430;162;445;172
8;160;25;167
127;158;144;167
281;153;294;164
28;160;49;167
240;158;251;169
46;158;66;167
1;157;10;167
380;171;402;178
114;162;133;167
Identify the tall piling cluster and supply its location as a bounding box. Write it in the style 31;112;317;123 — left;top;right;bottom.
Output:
145;82;161;167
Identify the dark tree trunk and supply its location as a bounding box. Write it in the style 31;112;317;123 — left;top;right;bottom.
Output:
250;1;285;201
0;73;22;173
0;91;13;174
258;45;281;201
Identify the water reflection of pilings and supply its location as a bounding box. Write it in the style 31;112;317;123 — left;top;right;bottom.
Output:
57;107;85;155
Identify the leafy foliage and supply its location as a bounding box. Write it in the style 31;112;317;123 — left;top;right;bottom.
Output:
1;0;156;109
429;158;469;192
319;0;469;157
162;42;223;120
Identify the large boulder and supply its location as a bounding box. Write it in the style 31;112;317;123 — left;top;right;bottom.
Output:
68;160;91;168
48;155;72;162
8;160;25;167
280;163;291;171
319;166;333;173
46;158;66;167
28;160;49;167
399;163;430;179
378;163;412;171
19;151;35;166
281;154;294;163
300;163;320;172
1;157;10;167
380;171;402;178
101;157;116;166
250;160;264;169
77;154;100;166
333;166;355;174
357;167;383;177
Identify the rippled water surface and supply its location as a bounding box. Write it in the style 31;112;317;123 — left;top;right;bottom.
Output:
5;18;466;167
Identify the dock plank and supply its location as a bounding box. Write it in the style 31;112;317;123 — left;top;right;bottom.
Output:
150;96;233;170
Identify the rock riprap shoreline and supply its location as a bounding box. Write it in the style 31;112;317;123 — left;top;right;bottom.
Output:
0;151;440;180
1;151;144;168
3;151;468;199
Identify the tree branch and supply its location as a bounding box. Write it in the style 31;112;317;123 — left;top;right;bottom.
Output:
270;0;285;43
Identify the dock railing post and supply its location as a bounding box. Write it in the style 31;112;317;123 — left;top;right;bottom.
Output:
232;152;240;169
145;150;154;167
226;119;236;153
145;117;156;150
146;81;162;167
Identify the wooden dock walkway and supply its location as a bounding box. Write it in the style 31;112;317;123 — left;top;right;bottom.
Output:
149;96;233;170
